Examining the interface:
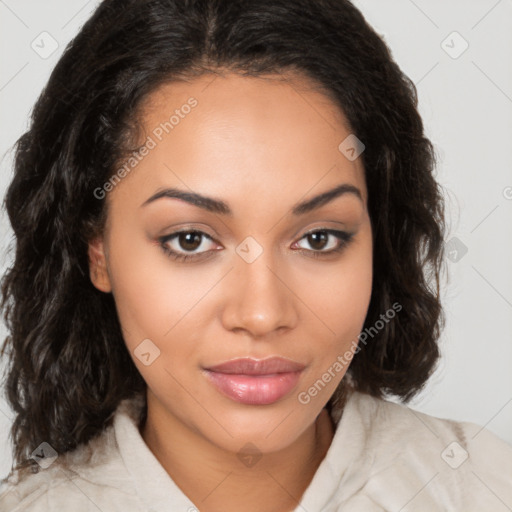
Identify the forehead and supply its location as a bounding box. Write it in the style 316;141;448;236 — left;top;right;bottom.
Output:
114;71;367;209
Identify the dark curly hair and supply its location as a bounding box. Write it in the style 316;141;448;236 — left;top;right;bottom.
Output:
1;0;446;477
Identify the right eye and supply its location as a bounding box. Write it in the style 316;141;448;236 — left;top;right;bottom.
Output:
158;230;220;262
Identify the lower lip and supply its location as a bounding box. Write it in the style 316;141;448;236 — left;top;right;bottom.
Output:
204;370;302;405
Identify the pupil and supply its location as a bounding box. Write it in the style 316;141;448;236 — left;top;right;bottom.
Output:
180;232;201;251
309;231;327;250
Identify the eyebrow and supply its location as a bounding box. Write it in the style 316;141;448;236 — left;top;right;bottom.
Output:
140;183;363;215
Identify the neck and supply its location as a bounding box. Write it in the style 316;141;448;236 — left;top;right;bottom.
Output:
140;396;335;512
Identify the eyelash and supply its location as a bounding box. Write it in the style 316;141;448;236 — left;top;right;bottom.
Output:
157;228;355;262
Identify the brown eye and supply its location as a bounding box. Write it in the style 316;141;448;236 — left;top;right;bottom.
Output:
295;229;353;254
158;230;218;262
306;231;329;251
178;232;203;251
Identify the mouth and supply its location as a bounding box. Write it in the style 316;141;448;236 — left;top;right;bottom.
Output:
203;357;306;405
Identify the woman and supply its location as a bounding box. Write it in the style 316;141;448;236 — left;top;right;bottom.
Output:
1;0;511;510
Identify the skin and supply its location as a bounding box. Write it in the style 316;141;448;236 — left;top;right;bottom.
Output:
88;71;373;512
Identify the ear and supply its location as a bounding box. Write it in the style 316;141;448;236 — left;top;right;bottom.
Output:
88;236;112;293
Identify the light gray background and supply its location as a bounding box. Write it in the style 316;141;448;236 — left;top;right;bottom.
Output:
1;0;511;480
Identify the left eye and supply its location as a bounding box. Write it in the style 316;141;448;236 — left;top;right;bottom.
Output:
294;229;352;252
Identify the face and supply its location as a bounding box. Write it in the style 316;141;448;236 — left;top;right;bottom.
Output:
89;72;373;455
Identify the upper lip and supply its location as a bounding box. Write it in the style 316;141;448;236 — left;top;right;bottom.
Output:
204;357;306;375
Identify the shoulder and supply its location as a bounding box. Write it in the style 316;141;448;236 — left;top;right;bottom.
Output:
349;390;512;461
341;391;512;510
0;421;144;512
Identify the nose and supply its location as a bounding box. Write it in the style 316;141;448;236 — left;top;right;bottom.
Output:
220;250;299;338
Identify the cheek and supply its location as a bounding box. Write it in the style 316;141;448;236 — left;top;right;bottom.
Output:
105;224;213;349
105;234;215;392
306;233;372;334
301;229;373;376
296;237;372;401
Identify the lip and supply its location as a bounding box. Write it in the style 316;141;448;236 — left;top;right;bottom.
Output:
203;357;305;405
205;356;305;375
